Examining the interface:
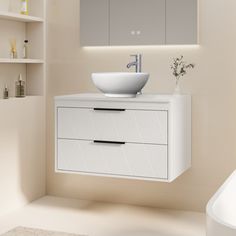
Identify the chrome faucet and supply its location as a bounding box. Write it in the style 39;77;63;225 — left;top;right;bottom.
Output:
127;54;142;73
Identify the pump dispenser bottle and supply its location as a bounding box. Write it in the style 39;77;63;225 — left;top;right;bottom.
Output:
15;74;26;97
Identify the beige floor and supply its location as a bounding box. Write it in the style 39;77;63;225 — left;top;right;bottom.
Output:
1;227;84;236
0;196;206;236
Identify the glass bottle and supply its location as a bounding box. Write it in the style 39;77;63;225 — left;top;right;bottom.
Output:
23;40;28;59
15;74;26;97
10;39;17;59
3;84;9;99
20;0;28;15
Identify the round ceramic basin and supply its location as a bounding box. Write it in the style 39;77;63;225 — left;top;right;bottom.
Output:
92;72;149;98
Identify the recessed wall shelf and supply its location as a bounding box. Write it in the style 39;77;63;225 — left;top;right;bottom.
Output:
0;0;45;98
0;9;46;210
0;58;44;64
0;11;44;23
0;1;46;213
0;95;41;102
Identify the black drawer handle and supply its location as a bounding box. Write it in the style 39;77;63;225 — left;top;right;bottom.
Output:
93;108;126;112
94;140;126;145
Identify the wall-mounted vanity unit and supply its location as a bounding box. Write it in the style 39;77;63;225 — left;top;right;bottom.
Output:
55;94;191;182
80;0;198;46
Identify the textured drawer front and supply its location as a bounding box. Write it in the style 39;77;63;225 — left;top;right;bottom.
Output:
57;107;168;144
57;139;168;179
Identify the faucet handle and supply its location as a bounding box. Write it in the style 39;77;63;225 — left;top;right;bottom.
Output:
130;54;137;60
130;54;142;58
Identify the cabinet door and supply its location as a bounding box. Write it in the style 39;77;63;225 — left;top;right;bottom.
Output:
166;0;198;44
110;0;165;46
80;0;109;46
57;107;168;145
57;139;168;179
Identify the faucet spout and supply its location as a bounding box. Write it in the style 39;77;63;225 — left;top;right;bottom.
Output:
127;54;142;73
127;62;137;69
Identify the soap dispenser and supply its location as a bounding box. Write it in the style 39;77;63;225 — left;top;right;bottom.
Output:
15;74;26;97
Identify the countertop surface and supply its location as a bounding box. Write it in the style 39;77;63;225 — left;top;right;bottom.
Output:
55;93;190;103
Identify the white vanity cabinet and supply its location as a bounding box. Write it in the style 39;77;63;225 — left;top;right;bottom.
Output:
55;94;191;182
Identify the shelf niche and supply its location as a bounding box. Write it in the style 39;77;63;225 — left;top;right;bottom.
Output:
0;0;45;99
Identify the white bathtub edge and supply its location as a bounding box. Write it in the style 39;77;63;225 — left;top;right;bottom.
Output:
206;170;236;230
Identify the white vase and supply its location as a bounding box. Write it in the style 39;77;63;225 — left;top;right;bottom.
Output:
174;80;181;94
0;0;10;11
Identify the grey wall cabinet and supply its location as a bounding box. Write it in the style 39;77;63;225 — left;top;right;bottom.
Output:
80;0;109;46
166;0;198;44
80;0;198;46
110;0;165;46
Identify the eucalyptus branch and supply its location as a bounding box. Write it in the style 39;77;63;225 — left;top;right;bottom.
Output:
171;55;195;84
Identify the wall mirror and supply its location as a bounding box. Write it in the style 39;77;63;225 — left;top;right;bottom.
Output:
80;0;198;46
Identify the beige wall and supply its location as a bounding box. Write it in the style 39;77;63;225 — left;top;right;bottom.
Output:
46;0;236;211
0;97;46;217
0;0;46;216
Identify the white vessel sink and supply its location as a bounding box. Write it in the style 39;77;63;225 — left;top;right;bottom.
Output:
92;72;149;98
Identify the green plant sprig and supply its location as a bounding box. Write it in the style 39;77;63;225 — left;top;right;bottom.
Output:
171;55;195;84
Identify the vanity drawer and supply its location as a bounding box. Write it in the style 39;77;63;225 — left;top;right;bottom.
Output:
57;139;168;179
57;107;168;144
